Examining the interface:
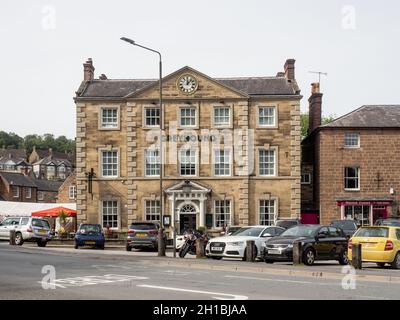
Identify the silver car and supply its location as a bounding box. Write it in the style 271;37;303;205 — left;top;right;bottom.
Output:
0;216;52;246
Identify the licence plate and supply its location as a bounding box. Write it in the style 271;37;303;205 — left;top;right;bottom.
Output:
212;247;223;251
38;230;47;235
268;249;281;255
136;233;147;237
85;241;96;245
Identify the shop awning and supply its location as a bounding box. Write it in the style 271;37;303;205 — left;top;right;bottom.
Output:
31;206;77;218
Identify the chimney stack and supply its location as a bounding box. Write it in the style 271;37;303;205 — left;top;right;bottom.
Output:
308;83;323;134
83;58;95;81
284;59;296;81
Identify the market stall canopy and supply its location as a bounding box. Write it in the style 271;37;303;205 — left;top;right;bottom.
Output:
32;206;77;218
0;201;76;218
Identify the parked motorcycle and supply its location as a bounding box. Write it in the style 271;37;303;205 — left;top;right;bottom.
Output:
179;230;208;258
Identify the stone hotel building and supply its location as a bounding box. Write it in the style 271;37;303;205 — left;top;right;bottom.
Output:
74;58;302;235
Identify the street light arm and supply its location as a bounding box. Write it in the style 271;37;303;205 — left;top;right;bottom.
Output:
120;37;161;61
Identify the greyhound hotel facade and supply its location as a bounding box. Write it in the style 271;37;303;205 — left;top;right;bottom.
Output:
74;58;302;235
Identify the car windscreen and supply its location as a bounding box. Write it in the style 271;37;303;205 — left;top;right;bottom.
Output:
80;225;101;234
280;225;320;237
231;227;264;237
276;220;297;228
381;220;400;227
331;220;357;230
32;219;50;229
130;223;158;230
355;227;389;238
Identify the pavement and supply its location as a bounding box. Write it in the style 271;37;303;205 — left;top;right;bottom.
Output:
0;241;399;300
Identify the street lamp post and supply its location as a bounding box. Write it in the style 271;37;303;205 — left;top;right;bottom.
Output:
120;37;165;256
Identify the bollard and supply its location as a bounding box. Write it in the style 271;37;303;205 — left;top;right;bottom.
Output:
292;241;303;265
9;230;16;245
352;243;362;269
196;238;205;258
245;240;256;262
157;228;166;257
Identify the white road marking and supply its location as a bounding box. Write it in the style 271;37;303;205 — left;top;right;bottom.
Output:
225;275;334;286
137;284;248;300
38;274;148;289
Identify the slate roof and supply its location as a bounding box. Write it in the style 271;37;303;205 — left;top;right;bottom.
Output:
0;172;37;188
35;149;70;161
77;75;299;98
322;105;400;128
32;179;63;192
0;149;26;161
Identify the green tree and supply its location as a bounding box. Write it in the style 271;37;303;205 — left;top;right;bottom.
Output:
0;131;23;149
301;113;336;139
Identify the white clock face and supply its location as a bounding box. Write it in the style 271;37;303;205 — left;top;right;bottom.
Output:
178;75;198;94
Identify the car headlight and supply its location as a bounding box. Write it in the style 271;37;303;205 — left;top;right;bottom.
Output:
287;244;293;249
228;241;245;246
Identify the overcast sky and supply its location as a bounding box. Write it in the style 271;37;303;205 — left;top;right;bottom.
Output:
1;0;399;139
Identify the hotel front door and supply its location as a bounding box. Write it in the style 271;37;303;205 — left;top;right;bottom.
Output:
180;214;197;234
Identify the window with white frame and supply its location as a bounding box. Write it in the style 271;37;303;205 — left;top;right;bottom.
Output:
258;106;276;127
344;167;360;190
179;149;197;176
145;200;160;221
101;150;118;177
145;149;160;176
259;149;276;176
25;187;31;199
37;191;44;201
214;149;231;176
344;133;360;148
58;165;66;179
101;108;118;128
180;107;196;127
214;107;230;126
47;165;56;179
259;199;276;225
144;107;160;127
69;186;77;200
214;200;231;228
12;186;19;198
102;200;118;228
301;173;311;184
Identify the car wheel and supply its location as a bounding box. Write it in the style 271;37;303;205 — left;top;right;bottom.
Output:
37;240;47;247
99;245;105;250
15;232;24;246
391;252;400;269
210;256;223;260
265;259;274;264
303;248;315;266
126;245;132;252
376;262;386;268
338;251;349;265
74;243;79;249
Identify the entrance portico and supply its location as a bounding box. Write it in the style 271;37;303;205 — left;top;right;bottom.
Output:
165;180;211;233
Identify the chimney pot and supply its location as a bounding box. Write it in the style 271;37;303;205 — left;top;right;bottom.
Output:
83;58;95;81
99;74;108;80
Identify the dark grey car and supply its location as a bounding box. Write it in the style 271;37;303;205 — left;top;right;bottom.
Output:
330;220;358;238
126;222;160;251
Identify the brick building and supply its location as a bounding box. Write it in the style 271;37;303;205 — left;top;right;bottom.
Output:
302;84;400;225
74;58;302;235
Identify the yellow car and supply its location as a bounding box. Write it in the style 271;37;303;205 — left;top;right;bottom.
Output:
348;226;400;269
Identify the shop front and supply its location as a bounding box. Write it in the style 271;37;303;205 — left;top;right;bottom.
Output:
336;199;392;226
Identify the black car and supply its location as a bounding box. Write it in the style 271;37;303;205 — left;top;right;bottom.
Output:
275;219;301;229
330;220;358;238
262;225;348;266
